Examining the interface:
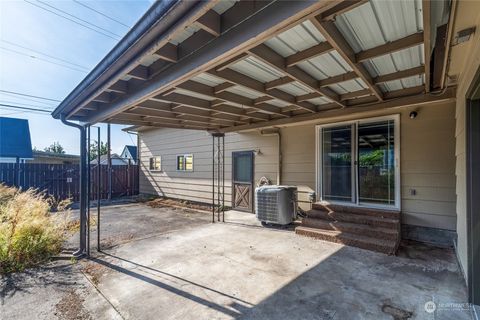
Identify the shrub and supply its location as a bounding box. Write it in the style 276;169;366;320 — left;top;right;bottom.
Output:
0;185;70;274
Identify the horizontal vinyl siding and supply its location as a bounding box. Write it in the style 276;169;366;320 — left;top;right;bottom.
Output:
139;128;278;205
280;101;457;230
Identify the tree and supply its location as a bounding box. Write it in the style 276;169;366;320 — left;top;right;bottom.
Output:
44;142;65;154
89;140;109;161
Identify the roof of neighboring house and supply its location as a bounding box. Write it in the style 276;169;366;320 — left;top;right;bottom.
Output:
0;117;33;159
123;145;137;160
90;153;129;165
32;150;80;160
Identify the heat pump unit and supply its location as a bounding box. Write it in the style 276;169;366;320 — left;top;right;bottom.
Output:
255;185;297;225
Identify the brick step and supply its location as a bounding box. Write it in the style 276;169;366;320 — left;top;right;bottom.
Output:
302;217;399;241
312;203;400;219
295;226;398;255
307;209;400;229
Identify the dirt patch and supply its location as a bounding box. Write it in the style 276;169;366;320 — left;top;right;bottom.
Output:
145;197;213;212
55;289;92;320
81;261;107;286
100;233;135;249
381;301;413;320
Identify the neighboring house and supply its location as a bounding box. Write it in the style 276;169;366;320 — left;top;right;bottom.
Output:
120;145;137;164
0;117;33;163
27;150;80;164
52;0;480;307
90;153;129;166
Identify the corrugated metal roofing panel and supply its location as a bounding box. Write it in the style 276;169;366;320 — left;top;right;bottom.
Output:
335;0;423;52
225;86;263;99
328;79;367;94
267;99;291;108
298;51;352;80
229;57;283;83
174;88;216;101
170;24;201;45
192;73;225;86
276;82;312;96
212;0;238;15
380;74;424;92
308;97;331;105
264;20;326;57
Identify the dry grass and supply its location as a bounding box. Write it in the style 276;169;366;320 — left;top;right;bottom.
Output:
0;185;70;274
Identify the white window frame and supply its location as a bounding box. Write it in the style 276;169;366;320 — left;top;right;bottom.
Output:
176;154;194;172
149;156;162;172
315;114;401;210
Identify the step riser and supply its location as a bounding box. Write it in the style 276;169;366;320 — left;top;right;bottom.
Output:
295;228;395;255
312;203;400;219
301;218;399;241
307;211;400;229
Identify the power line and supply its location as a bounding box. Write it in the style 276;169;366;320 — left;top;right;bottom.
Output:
0;100;55;110
0;46;88;73
24;0;121;41
36;0;123;38
0;90;62;102
0;103;53;113
72;0;130;29
0;92;58;107
1;39;89;70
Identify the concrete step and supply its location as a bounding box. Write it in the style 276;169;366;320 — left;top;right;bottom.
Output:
295;226;398;255
302;217;399;241
307;209;400;229
312;203;400;219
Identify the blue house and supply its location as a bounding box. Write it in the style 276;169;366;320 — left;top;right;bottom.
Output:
120;145;137;164
0;117;33;163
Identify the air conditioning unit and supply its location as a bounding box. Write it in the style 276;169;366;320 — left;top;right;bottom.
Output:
255;185;297;225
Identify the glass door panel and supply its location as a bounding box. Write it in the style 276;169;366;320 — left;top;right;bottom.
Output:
357;120;395;206
322;125;354;202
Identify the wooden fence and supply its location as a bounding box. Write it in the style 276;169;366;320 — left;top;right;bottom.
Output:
0;163;139;201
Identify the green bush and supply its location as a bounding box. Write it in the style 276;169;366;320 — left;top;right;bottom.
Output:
0;185;70;274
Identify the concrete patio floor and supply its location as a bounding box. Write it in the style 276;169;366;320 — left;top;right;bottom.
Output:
1;203;472;319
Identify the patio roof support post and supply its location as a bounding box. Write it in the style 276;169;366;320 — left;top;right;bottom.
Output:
60;115;87;258
222;135;225;223
107;123;112;201
211;132;225;223
87;125;91;256
96;126;101;252
211;134;215;223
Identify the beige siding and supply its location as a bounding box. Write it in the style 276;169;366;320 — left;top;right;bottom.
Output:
280;102;457;229
450;0;480;280
139;128;278;205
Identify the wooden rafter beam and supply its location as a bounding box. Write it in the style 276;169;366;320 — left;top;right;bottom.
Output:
356;32;424;62
373;66;425;85
310;17;384;101
195;9;221;37
171;105;249;123
175;80;288;117
92;92;112;103
128;65;149;80
248;44;343;107
318;72;358;87
339;89;372;101
215;52;249;71
383;85;424;99
265;76;295;90
214;82;235;94
320;0;369;21
422;0;431;92
285;42;333;67
110;117;220;131
107;80;128;94
155;42;178;63
208;68;317;113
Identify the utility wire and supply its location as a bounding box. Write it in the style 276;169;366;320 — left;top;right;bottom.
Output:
0;103;53;113
1;39;89;71
0;90;62;102
72;0;130;29
0;100;55;110
0;92;58;107
0;46;88;73
36;0;122;38
24;0;121;41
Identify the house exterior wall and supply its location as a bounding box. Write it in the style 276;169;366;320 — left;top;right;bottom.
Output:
450;0;480;281
139;129;278;205
139;101;456;231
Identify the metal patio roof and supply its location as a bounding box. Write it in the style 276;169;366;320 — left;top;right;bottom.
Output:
52;0;457;133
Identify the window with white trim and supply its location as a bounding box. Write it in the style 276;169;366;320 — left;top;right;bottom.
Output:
176;154;193;171
149;156;161;171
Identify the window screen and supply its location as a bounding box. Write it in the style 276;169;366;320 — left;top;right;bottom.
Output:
149;157;161;171
177;154;193;171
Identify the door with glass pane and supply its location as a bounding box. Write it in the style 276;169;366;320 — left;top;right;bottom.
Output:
319;117;398;208
232;151;254;212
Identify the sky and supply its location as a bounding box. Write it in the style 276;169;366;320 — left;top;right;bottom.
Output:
0;0;154;155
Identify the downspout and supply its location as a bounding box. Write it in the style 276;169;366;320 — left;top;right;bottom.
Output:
260;128;282;185
60;115;87;258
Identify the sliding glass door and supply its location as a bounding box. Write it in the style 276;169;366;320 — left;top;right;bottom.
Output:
318;116;399;208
